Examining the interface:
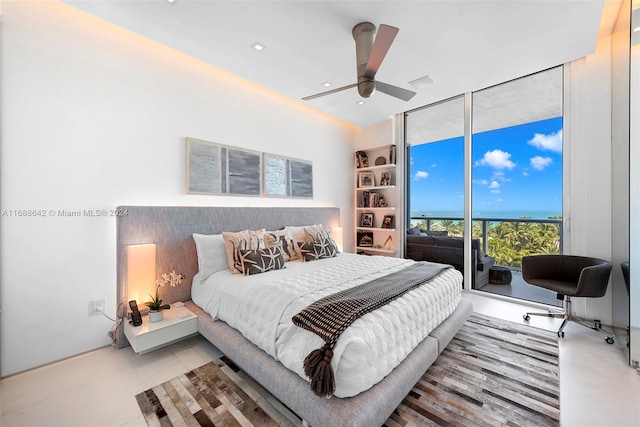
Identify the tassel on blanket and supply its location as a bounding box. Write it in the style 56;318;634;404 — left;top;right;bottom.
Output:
303;343;335;397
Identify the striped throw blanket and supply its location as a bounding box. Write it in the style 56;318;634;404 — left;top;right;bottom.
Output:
292;261;451;397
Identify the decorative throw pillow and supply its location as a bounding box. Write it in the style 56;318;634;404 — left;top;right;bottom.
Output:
407;226;421;235
238;247;286;275
264;229;300;261
222;229;265;273
286;224;339;259
285;224;321;243
298;238;339;262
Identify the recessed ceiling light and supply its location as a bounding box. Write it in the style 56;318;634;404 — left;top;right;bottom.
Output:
251;42;266;52
357;101;365;105
409;75;435;89
166;0;177;4
322;81;332;87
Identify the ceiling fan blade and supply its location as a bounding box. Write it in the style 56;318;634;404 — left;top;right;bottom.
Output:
364;24;399;78
375;81;417;101
302;83;357;101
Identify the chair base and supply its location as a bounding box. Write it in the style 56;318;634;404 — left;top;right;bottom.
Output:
523;296;615;344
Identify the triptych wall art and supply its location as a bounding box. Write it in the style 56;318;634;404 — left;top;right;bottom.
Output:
185;137;313;198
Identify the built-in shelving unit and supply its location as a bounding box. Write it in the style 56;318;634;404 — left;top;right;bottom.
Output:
355;143;399;256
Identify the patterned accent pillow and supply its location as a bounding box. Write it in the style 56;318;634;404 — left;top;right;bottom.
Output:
298;238;339;262
238;247;286;275
222;229;265;273
286;224;340;254
264;229;300;261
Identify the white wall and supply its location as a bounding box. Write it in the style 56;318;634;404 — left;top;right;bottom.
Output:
0;1;355;376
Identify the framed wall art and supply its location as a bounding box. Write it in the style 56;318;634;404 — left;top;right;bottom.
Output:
263;153;313;198
186;137;261;196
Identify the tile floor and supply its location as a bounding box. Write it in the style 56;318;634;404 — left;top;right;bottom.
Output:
1;292;639;426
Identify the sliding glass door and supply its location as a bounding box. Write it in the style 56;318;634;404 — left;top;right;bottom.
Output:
406;67;564;305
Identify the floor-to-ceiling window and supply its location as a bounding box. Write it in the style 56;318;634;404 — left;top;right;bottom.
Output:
406;67;564;305
405;96;469;285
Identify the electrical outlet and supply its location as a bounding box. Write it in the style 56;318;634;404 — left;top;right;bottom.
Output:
91;299;106;314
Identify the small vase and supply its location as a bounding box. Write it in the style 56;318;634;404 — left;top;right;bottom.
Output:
148;310;164;323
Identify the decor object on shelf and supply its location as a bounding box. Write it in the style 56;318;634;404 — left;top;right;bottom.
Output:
360;213;374;227
375;156;386;166
146;270;185;322
381;215;394;229
358;172;374;188
126;243;156;304
355;151;369;168
383;235;396;250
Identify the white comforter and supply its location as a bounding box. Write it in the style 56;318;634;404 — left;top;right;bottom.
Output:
192;253;462;397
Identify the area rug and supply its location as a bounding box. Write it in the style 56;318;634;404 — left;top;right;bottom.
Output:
135;313;559;426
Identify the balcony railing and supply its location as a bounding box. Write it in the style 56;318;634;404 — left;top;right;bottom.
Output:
409;215;563;268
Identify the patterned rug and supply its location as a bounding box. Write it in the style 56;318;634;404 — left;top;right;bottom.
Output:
135;313;559;426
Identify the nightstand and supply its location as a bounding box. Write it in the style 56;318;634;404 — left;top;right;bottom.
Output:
124;303;198;354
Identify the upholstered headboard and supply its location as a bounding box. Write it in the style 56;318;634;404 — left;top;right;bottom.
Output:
116;206;341;309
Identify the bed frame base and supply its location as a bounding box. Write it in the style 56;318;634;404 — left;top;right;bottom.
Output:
186;298;472;427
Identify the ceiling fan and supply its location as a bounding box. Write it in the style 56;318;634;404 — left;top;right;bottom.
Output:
303;22;416;102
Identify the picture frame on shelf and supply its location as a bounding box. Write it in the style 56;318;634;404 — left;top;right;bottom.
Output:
357;231;374;247
380;171;392;186
381;215;395;229
360;212;374;227
358;172;374;188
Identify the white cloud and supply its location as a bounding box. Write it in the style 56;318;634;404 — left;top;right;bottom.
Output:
530;156;553;171
528;129;562;153
431;164;438;168
475;149;516;170
489;181;500;189
473;179;489;185
414;170;429;180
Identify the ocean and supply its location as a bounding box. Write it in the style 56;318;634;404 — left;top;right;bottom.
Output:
410;210;562;220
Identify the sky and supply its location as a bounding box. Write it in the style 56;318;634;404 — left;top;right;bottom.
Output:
409;117;563;218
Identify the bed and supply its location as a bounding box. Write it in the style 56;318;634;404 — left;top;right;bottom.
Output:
116;206;473;426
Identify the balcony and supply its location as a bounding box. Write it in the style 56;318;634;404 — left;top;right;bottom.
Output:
409;215;563;306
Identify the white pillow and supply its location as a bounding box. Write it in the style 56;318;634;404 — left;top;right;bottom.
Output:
192;233;229;279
